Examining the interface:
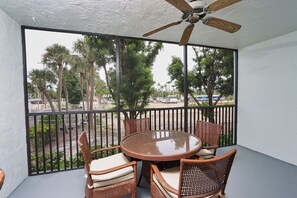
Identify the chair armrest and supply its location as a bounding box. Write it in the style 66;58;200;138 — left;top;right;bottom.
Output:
91;145;120;155
89;161;137;175
202;145;218;150
151;164;178;195
0;169;4;190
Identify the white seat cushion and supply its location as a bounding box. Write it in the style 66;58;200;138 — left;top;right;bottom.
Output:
92;172;134;188
196;149;214;159
90;153;133;182
153;166;180;198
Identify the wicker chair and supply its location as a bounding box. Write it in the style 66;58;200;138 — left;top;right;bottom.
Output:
194;120;222;159
151;149;237;198
123;118;150;136
0;169;4;190
78;132;137;198
123;118;151;185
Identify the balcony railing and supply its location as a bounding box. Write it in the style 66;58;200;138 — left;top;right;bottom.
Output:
27;105;235;175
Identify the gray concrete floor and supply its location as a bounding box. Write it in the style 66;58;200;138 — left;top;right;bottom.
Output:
9;145;297;198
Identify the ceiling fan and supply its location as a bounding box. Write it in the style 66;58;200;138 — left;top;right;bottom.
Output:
143;0;242;45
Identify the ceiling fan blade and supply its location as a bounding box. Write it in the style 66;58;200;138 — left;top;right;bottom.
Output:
166;0;193;13
207;0;241;12
203;17;241;33
179;24;194;46
143;20;182;37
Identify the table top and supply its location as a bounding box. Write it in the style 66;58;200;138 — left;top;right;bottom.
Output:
120;130;202;161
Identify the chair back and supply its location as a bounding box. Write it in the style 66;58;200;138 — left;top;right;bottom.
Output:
179;149;237;197
123;118;150;136
78;132;92;173
0;169;4;190
194;120;222;146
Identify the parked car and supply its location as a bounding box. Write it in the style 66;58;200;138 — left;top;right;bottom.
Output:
169;98;179;103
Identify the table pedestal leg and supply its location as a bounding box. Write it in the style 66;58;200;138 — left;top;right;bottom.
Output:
137;161;151;186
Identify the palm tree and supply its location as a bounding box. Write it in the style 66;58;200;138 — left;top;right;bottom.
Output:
73;38;94;111
68;54;88;111
62;67;71;111
27;82;38;99
28;69;57;112
73;37;98;136
72;35;114;137
42;44;70;112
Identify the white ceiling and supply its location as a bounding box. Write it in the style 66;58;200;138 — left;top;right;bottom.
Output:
1;0;297;49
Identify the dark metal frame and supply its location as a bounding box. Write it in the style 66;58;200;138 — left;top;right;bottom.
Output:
21;25;239;176
21;26;32;175
233;51;238;145
183;46;189;132
21;26;236;51
116;37;122;145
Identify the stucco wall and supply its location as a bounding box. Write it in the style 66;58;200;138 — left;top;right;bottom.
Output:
0;9;27;197
238;30;297;166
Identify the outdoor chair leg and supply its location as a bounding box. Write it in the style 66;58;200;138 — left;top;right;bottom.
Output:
132;192;136;198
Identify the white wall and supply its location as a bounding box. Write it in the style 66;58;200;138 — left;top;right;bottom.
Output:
0;9;28;197
238;30;297;166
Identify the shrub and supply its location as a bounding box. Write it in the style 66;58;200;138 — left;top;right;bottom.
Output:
219;130;233;146
30;144;119;174
29;122;56;148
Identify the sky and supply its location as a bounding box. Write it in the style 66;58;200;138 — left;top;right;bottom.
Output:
25;29;195;86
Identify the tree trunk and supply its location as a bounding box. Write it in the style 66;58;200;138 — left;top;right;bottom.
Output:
98;94;103;106
86;80;90;111
41;88;55;112
214;93;223;106
59;80;69;134
130;111;137;120
63;80;69;111
57;64;63;112
207;108;215;123
189;92;201;106
80;73;85;111
102;64;116;101
41;92;46;110
89;61;94;112
207;93;215;123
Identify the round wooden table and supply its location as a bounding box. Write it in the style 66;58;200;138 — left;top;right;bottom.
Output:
120;130;202;161
121;130;202;185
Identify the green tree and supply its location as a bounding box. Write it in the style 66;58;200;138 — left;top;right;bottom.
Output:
168;47;234;122
168;56;201;105
42;44;70;112
192;47;234;106
62;70;82;105
28;69;57;112
108;39;163;119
